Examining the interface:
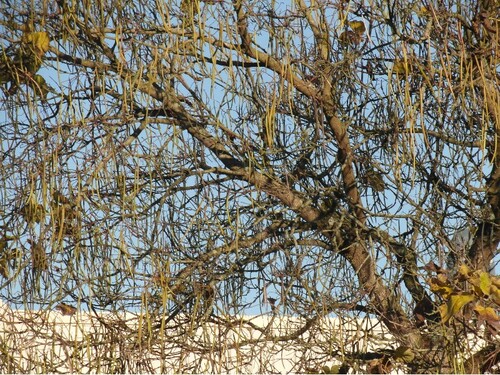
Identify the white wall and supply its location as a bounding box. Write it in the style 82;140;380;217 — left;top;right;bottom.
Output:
0;300;412;373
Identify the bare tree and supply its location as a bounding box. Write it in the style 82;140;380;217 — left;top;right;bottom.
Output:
0;0;499;372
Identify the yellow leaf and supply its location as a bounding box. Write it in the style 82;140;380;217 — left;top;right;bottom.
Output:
417;6;431;16
392;59;412;75
439;293;475;324
393;346;415;363
474;305;499;322
491;275;500;288
491;285;500;306
469;271;492;297
349;21;366;34
457;264;471;281
21;196;45;224
429;276;453;299
479;271;492;296
56;303;77;316
24;31;50;54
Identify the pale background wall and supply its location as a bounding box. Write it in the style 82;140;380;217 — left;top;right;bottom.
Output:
0;300;487;374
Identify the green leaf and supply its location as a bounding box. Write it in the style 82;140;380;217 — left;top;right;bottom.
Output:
32;74;50;99
393;346;415;363
321;365;333;374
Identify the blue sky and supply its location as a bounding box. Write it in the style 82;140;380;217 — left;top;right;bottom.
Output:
0;0;498;319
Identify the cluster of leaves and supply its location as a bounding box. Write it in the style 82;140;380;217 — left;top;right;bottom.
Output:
0;190;79;279
0;235;18;279
315;265;500;374
428;262;499;329
0;28;50;98
338;20;366;47
364;346;416;374
309;345;415;374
